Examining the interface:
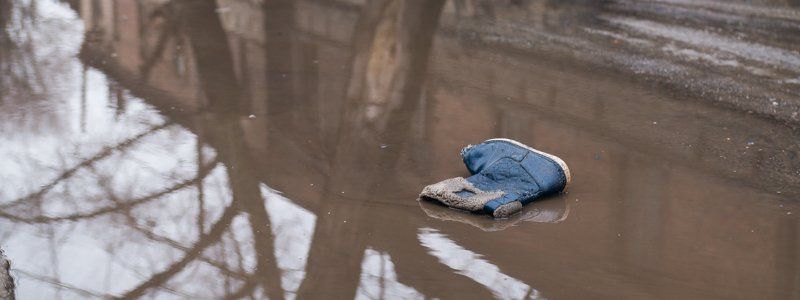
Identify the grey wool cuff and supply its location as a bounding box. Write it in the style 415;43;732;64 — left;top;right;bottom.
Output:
418;177;523;218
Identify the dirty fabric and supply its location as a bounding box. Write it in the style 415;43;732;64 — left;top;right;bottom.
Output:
419;139;570;218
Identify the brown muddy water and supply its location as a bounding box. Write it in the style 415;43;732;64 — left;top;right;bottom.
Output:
1;0;799;299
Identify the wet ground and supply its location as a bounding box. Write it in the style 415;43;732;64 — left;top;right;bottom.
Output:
1;0;799;299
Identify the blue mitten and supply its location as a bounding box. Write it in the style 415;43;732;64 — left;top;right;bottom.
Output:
420;139;570;218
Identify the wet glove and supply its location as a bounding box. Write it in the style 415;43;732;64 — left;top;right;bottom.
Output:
420;138;570;218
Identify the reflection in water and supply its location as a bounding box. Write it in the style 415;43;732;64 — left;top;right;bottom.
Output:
419;197;569;231
418;228;543;300
261;185;316;300
1;0;799;299
355;248;423;300
0;0;475;298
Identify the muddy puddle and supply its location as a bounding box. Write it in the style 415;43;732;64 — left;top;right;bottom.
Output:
1;0;799;299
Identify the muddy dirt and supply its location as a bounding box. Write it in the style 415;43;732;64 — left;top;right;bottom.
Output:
1;0;798;299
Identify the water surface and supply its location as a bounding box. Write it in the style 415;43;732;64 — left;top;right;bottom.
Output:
1;0;799;299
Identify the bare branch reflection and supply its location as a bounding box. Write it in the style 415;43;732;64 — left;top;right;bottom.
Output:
0;0;552;299
1;0;299;298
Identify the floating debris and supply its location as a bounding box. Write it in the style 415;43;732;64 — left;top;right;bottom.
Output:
420;138;569;218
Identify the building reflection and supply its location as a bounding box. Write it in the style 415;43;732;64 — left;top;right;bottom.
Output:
0;0;798;299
